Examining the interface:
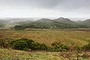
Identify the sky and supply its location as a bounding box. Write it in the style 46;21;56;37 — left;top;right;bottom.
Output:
0;0;90;19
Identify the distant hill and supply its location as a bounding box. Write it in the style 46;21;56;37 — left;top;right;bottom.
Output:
0;20;8;23
0;20;7;27
0;18;34;23
54;17;73;23
83;19;90;22
83;19;90;25
1;17;90;29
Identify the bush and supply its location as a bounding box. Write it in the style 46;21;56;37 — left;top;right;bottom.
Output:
10;38;48;51
31;42;48;50
40;43;48;50
10;38;34;50
82;42;90;51
14;25;26;30
31;42;41;50
50;42;68;52
13;40;29;50
0;39;9;48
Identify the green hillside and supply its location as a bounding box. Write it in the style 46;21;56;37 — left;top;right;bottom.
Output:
14;17;90;30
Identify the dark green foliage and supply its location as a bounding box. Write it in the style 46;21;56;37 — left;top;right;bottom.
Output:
0;23;5;28
0;24;4;27
0;20;6;28
82;42;90;51
14;25;26;30
14;18;90;30
10;38;34;50
0;39;9;48
31;42;48;50
10;38;48;50
13;40;29;50
0;40;5;47
40;43;48;50
50;42;68;52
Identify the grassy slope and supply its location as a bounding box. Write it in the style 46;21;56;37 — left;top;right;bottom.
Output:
0;48;64;60
0;29;90;46
0;48;89;60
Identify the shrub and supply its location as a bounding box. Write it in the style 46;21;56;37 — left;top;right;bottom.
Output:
82;42;90;51
0;39;9;48
31;42;41;50
10;38;34;50
50;42;68;52
10;38;48;51
40;43;48;50
31;42;48;50
0;39;5;48
13;40;29;50
14;25;26;30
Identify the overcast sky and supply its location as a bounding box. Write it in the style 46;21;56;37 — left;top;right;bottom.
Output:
0;0;90;19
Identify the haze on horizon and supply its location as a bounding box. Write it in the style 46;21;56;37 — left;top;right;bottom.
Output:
0;0;90;20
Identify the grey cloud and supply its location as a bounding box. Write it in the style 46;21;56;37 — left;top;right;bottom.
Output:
27;0;90;10
29;0;63;8
0;0;90;10
0;0;90;18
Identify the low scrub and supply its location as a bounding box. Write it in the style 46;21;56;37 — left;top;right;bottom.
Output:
2;38;88;52
0;39;10;48
10;38;48;51
50;42;69;52
82;42;90;51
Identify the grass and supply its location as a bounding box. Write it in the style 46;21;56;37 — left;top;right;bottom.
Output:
0;29;90;46
0;29;90;60
0;48;64;60
0;48;90;60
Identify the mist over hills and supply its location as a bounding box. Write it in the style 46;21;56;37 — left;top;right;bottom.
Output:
0;17;90;29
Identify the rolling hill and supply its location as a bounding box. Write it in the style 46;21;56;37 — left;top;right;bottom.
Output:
14;17;90;29
0;17;90;29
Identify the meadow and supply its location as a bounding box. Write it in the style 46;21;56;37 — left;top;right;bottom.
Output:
0;48;90;60
0;48;64;60
0;29;90;60
0;29;90;46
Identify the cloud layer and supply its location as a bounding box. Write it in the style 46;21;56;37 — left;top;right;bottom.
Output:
0;0;90;19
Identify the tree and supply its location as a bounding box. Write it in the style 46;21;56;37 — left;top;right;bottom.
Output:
14;25;25;30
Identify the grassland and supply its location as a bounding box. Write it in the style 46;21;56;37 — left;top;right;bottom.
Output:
0;48;90;60
0;29;90;47
0;29;90;60
0;48;64;60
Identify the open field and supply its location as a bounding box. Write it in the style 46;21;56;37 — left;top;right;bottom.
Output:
0;29;90;60
0;48;90;60
0;48;65;60
0;29;90;47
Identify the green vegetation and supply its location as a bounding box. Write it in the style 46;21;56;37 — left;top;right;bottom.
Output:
0;39;9;48
0;48;90;60
0;29;89;46
0;29;90;60
10;38;48;51
1;17;90;60
0;48;65;60
14;25;26;30
0;20;7;28
51;42;68;52
10;39;30;50
14;18;90;30
82;42;90;51
0;38;67;51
